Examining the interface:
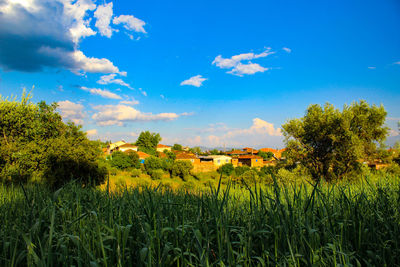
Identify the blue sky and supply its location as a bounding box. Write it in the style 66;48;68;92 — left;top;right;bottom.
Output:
0;0;399;148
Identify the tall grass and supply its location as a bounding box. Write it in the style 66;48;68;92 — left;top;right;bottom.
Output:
0;175;399;266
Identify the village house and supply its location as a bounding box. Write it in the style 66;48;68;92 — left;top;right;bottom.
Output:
156;144;172;152
225;149;248;156
242;147;258;154
238;155;264;167
175;152;200;164
107;140;127;154
258;148;286;159
116;143;138;153
199;155;232;166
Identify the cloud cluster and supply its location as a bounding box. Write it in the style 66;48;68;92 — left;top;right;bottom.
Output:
0;0;146;74
195;118;283;147
91;104;190;126
57;100;85;125
80;86;122;99
180;75;207;87
212;48;274;76
97;73;132;88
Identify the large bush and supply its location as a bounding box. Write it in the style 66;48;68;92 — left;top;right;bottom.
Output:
217;163;234;176
171;161;193;180
0;91;106;187
109;151;140;170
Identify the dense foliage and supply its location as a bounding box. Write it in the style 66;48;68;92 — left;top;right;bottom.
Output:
282;101;388;181
217;163;234;176
171;160;193;180
1;176;399;266
0;91;106;187
135;131;161;155
109;151;140;170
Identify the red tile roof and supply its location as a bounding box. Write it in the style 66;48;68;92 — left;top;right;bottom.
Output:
137;151;150;159
238;155;263;159
176;152;198;159
157;144;171;148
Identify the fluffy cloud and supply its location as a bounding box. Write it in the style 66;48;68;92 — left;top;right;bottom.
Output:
81;86;122;99
282;47;292;53
97;73;132;88
57;100;85;125
120;99;140;105
227;63;268;76
180;75;207;87
94;2;114;38
212;48;274;76
204;118;283;147
0;0;145;74
92;104;185;126
113;15;146;34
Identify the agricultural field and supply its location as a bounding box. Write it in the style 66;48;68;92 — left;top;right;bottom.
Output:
1;173;399;266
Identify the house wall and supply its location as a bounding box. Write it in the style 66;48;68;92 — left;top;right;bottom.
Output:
119;147;138;152
157;147;171;152
192;162;217;173
213;157;231;166
251;158;264;167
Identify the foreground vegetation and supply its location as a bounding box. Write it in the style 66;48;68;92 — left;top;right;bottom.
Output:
1;174;399;266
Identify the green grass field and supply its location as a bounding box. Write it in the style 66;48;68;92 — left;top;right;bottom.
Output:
1;174;399;266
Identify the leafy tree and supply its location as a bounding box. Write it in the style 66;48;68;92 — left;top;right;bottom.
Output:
209;149;221;155
217;163;234;176
258;151;274;160
234;166;251;176
171;161;193;180
135;131;161;155
144;156;172;174
165;151;176;161
172;144;183;151
240;170;259;185
189;146;202;155
110;151;139;170
0;90;106;187
282;101;388;181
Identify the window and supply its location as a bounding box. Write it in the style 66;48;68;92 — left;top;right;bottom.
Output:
226;159;228;162
256;159;258;162
218;160;220;163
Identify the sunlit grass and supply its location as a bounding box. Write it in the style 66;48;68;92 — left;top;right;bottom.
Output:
0;174;399;266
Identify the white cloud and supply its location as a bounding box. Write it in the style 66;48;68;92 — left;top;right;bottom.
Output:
205;118;283;147
113;15;146;34
57;100;85;125
160;94;165;99
212;48;274;76
368;66;376;69
120;99;140;105
0;0;144;76
70;50;121;74
86;129;98;137
97;73;132;88
94;2;114;38
282;47;292;53
394;61;400;65
227;63;268;76
92;104;185;126
81;86;122;99
180;75;207;87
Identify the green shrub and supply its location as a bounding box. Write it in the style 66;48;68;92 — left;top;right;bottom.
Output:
217;163;234;176
131;169;142;178
110;151;139;170
171;161;193;180
234;165;251;177
240;170;259;185
150;169;164;180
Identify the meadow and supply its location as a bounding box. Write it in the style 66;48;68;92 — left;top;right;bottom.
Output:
1;173;399;266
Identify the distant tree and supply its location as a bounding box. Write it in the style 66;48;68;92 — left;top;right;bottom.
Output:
209;149;220;155
165;151;176;161
189;146;202;155
172;144;183;151
258;151;274;160
282;101;388;181
171;161;193;180
135;131;161;155
217;163;234;176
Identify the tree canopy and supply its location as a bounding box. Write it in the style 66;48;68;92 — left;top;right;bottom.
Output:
282;101;388;181
0;91;106;187
135;131;161;155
